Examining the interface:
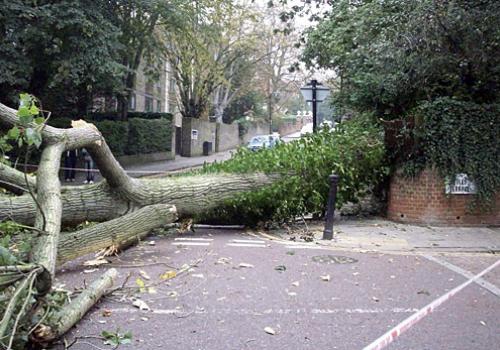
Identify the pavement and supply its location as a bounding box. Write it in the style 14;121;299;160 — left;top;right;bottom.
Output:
60;148;236;183
51;218;500;350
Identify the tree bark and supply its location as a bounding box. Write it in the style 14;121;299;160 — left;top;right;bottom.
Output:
57;204;177;265
32;268;118;343
0;173;277;225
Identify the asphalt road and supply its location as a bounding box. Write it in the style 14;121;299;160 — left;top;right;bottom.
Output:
52;229;500;350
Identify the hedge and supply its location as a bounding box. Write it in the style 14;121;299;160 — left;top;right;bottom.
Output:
47;116;172;156
87;111;173;121
126;117;172;155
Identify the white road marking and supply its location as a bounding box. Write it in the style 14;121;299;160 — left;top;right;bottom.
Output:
226;243;267;248
108;307;419;316
171;242;210;246
174;237;213;241
231;239;266;244
363;258;500;350
423;254;500;298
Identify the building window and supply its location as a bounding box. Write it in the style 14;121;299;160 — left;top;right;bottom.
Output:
156;100;161;112
128;94;136;111
169;78;176;93
145;96;153;112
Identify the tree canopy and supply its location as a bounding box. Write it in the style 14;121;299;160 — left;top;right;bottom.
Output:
301;0;500;118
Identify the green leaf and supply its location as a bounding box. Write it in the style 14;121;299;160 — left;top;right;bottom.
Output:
7;126;20;140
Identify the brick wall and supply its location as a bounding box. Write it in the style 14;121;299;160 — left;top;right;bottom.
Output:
388;168;499;226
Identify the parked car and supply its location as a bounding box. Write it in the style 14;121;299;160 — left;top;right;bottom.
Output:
246;134;281;151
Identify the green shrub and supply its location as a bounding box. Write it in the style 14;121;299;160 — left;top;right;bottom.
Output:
199;116;388;225
88;111;173;121
408;98;500;205
94;120;129;156
126;117;172;155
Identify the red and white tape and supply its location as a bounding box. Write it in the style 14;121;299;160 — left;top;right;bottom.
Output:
363;258;500;350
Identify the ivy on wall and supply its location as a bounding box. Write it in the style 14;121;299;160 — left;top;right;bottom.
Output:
406;98;499;206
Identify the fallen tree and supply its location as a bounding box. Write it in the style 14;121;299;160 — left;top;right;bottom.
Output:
0;99;278;348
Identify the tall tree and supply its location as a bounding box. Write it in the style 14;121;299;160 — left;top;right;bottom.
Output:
301;0;500;118
0;0;123;116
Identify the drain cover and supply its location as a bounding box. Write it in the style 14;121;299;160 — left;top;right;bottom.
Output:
312;255;358;264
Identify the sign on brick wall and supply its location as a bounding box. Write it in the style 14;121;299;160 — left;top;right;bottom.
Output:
445;173;477;194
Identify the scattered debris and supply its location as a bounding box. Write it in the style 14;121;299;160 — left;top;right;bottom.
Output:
139;270;151;280
372;296;380;302
132;299;150;311
274;265;286;272
147;241;156;246
238;263;254;268
102;309;112;317
216;257;232;265
417;290;431;296
83;268;98;274
160;270;177;280
320;274;331;282
191;273;205;279
264;327;276;335
291;281;300;287
83;257;109;266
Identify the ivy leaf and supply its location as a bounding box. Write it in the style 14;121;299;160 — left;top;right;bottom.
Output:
0;246;17;266
34;117;45;125
7;126;20;140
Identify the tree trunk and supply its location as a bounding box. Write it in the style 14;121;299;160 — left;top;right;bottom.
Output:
0;99;278;346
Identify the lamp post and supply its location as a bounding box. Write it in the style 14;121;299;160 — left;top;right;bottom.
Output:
300;80;330;133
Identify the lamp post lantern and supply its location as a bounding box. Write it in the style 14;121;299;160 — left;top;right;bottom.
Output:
300;79;330;133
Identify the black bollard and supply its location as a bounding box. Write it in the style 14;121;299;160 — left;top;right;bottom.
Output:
323;174;339;240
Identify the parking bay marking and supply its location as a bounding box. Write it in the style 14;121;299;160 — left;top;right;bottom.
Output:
423;254;500;298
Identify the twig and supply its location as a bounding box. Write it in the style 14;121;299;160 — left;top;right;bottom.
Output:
7;271;37;349
23;148;46;231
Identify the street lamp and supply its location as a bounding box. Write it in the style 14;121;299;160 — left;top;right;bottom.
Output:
300;80;330;133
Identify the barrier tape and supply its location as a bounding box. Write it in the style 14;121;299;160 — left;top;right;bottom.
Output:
362;258;500;350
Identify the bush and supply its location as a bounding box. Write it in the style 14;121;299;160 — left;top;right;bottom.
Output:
88;112;173;121
199;116;387;225
127;117;172;155
408;98;500;205
94;120;128;156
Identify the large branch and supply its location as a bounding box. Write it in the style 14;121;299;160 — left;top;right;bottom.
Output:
57;204;177;265
32;268;118;343
0;173;278;225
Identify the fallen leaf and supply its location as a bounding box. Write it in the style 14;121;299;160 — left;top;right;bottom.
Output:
264;327;276;335
320;274;330;282
480;321;486;326
160;270;177;280
167;291;178;298
139;270;151;280
372;296;380;302
291;281;300;287
148;287;157;294
132;299;150;311
135;278;146;293
216;257;231;265
238;263;254;268
102;309;112;317
141;317;149;321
